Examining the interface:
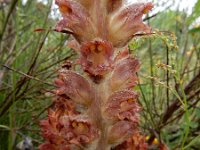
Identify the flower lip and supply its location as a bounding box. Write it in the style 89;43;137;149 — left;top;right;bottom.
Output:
108;2;154;47
103;90;140;123
79;40;114;76
40;114;99;149
109;56;140;91
59;115;99;144
54;70;94;106
55;0;97;43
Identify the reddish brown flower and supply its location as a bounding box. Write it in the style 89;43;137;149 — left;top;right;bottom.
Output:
40;0;156;149
113;132;148;150
40;109;98;149
54;70;94;106
103;90;140;124
55;0;153;47
108;121;136;144
79;40;114;76
109;56;140;92
59;115;99;145
55;0;97;43
108;2;153;47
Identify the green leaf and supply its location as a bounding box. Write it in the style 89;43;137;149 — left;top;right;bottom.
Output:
188;0;200;24
189;27;200;33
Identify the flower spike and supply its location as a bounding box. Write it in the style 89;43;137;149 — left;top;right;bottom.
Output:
40;0;156;149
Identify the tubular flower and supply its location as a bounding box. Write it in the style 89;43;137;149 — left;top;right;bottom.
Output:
109;56;140;91
54;70;94;106
40;0;156;150
55;0;153;46
40;98;99;150
103;90;140;123
108;2;153;47
79;40;114;76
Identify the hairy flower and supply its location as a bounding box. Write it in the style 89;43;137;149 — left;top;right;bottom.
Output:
108;2;153;47
55;0;153;47
79;40;114;76
55;0;97;43
108;121;135;144
54;70;94;106
109;56;140;91
59;115;99;145
40;99;98;150
103;90;140;123
40;0;155;149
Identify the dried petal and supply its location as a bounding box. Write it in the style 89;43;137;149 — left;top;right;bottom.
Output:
67;40;81;53
104;90;140;123
55;70;94;106
108;2;153;47
52;97;79;116
59;115;99;145
109;57;140;91
40;111;98;149
108;121;135;144
55;0;97;43
39;142;77;150
114;47;129;61
113;132;148;150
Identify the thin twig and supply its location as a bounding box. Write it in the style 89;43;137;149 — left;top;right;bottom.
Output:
2;65;55;87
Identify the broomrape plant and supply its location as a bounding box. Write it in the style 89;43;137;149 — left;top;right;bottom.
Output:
39;0;163;149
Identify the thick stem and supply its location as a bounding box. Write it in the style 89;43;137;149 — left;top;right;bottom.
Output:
89;82;110;150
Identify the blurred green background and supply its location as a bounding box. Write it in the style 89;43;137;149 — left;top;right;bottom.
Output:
0;0;200;149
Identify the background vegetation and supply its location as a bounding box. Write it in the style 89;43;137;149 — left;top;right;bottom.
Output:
0;0;200;149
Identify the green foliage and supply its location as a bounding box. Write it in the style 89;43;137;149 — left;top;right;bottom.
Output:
187;0;200;24
129;1;200;149
0;0;74;149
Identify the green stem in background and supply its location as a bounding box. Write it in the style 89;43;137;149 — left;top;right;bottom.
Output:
7;0;21;149
183;134;200;149
180;83;190;149
0;0;19;48
147;15;157;116
8;64;17;150
137;73;156;128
